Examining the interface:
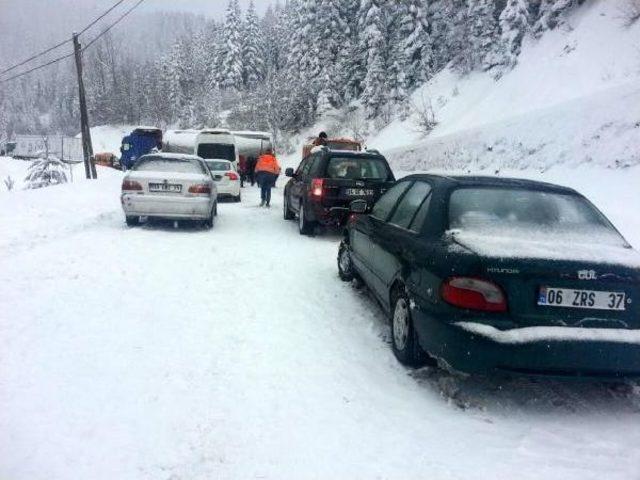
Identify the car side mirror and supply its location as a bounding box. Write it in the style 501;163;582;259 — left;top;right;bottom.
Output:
350;199;368;214
285;168;295;177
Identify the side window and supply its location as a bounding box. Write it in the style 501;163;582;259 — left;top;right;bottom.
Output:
371;182;412;221
301;154;316;177
389;182;432;229
295;158;308;176
408;191;432;233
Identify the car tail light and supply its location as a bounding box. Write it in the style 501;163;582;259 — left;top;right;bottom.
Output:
188;184;211;194
121;179;142;191
441;277;507;312
225;171;239;181
311;178;324;198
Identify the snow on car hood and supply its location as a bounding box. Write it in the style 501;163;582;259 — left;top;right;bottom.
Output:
125;171;209;182
447;227;640;268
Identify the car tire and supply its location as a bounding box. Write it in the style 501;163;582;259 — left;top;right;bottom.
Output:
125;216;139;227
234;194;241;203
213;201;218;216
337;240;356;281
283;193;295;220
298;202;315;236
390;288;430;368
204;207;215;229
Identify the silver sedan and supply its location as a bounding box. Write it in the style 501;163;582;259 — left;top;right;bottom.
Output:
121;153;218;228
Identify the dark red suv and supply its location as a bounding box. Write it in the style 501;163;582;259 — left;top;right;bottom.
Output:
283;147;396;235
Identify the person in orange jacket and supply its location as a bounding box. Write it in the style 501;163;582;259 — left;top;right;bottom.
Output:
254;148;281;207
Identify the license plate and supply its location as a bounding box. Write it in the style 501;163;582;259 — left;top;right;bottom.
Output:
149;183;181;193
538;287;626;311
345;188;374;196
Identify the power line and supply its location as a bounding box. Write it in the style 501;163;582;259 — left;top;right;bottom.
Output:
82;0;147;52
78;0;129;36
0;0;130;78
0;38;71;77
0;52;75;84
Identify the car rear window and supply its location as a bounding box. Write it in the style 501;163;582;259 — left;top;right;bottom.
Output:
449;187;615;233
206;160;231;171
325;156;390;180
197;144;235;161
134;157;205;174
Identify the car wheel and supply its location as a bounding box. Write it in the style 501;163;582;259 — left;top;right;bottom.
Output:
234;193;241;203
125;216;139;227
298;202;315;235
391;288;429;368
204;207;215;229
283;193;295;220
214;201;218;216
337;240;355;281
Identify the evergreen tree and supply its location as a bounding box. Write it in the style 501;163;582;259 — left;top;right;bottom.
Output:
467;0;500;71
498;0;530;68
220;0;244;90
533;0;582;37
396;0;432;89
359;0;388;118
242;0;265;88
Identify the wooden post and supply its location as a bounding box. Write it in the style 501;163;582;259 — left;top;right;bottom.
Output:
72;33;97;179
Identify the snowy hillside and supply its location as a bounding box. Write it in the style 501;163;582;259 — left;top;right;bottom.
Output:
370;1;640;171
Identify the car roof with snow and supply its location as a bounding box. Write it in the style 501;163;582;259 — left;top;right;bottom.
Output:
403;173;577;195
311;146;385;158
141;153;203;161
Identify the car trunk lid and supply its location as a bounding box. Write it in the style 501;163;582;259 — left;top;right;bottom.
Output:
450;230;640;329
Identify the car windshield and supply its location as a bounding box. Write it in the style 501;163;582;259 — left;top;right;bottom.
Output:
448;187;624;243
197;144;235;161
133;157;204;174
326;156;390;180
206;160;231;171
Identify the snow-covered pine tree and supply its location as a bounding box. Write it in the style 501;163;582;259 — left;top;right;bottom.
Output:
497;0;530;69
467;0;500;71
359;0;388;118
428;0;461;71
24;155;68;189
533;0;583;37
396;0;432;90
220;0;244;90
242;0;265;88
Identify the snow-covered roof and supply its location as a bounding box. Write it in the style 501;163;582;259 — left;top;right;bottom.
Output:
232;130;271;139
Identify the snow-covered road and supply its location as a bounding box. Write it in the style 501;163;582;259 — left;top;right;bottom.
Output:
2;168;640;479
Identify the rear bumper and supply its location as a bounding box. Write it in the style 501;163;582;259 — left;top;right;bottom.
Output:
412;307;640;379
121;193;212;219
215;182;240;197
307;202;350;226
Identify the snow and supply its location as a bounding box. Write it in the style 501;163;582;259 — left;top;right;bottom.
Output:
86;125;134;156
3;2;640;478
448;228;640;267
2;157;640;480
369;1;640;170
456;322;640;345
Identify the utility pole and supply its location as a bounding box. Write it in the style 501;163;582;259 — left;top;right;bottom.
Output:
72;33;97;179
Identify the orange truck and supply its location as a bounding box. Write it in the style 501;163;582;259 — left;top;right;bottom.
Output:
302;137;362;160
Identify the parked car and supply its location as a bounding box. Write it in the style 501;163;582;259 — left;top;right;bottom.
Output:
283;147;395;235
338;174;640;378
121;153;217;228
205;159;241;202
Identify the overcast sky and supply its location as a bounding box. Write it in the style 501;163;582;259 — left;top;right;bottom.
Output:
141;0;274;17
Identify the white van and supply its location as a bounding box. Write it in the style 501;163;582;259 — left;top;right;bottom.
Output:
194;129;238;169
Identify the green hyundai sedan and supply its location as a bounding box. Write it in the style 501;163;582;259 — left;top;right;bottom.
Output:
338;174;640;378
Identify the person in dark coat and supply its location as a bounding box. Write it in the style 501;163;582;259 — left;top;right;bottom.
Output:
247;156;258;186
312;131;328;147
